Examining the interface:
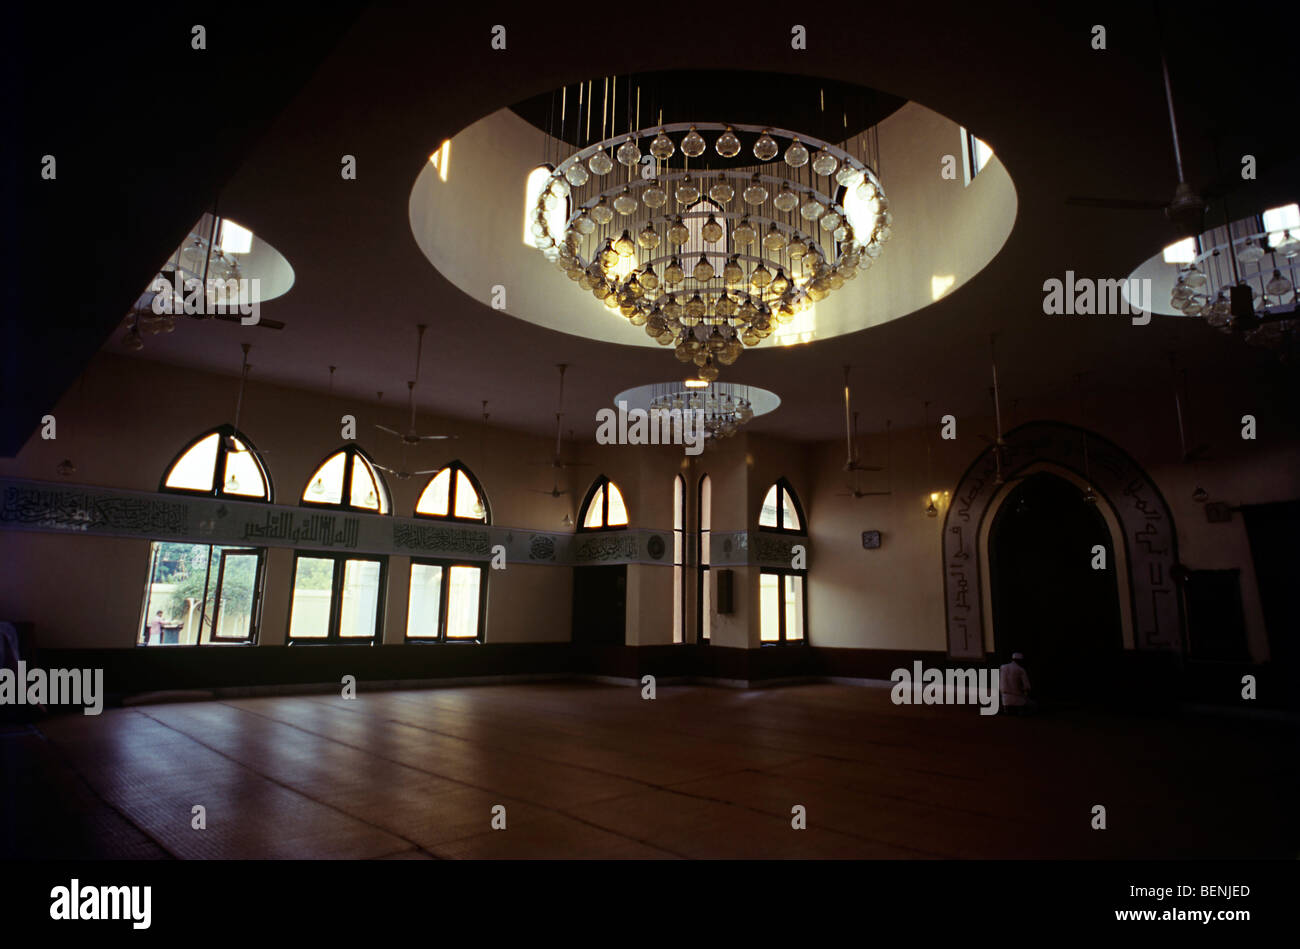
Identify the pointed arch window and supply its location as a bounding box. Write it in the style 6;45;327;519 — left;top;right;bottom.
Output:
301;445;390;514
758;478;805;533
578;476;629;530
415;461;490;523
160;425;272;501
673;474;685;643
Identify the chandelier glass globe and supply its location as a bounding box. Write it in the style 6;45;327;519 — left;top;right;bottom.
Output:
753;130;779;161
715;127;741;158
588;150;614;176
680;126;706;158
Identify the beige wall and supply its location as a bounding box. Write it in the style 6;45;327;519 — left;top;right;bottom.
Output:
803;373;1300;660
3;354;1295;660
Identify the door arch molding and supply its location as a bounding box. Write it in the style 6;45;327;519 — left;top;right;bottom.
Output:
942;421;1180;659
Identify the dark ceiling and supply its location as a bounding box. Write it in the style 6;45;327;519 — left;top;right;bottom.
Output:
509;70;908;154
6;2;1299;456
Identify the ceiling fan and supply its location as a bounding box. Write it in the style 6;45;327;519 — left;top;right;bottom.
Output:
1064;46;1214;238
535;364;592;471
836;415;892;498
840;366;883;473
374;324;456;446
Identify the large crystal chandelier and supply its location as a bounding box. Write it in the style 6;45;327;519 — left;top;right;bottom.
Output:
1165;203;1299;359
530;121;891;382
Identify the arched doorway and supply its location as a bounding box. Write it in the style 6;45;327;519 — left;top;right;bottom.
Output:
988;471;1123;700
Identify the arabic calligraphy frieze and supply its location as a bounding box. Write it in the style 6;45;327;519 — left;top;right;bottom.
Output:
572;533;641;563
393;522;492;558
941;422;1179;660
1;483;188;536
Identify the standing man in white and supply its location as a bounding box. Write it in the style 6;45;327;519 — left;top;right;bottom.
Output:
999;651;1032;715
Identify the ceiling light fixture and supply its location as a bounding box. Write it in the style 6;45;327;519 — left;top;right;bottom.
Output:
532;119;890;382
1161;203;1299;360
646;381;757;444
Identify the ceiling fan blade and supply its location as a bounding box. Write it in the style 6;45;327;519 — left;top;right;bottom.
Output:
375;424;403;436
1064;196;1168;211
211;314;286;329
411;468;441;475
417;434;455;440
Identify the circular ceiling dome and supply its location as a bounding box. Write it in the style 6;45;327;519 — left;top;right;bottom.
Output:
409;71;1016;353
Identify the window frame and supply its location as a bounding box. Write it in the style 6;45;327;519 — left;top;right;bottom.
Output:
286;550;388;645
672;474;685;644
300;444;392;514
404;556;489;644
414;460;491;524
577;475;630;532
759;566;809;646
697;473;712;644
158;424;274;502
137;541;266;647
757;477;806;535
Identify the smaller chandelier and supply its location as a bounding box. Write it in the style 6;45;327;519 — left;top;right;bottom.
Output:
1164;203;1299;358
649;381;757;443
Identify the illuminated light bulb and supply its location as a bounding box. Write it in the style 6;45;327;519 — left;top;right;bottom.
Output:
763;223;788;252
614;230;635;257
639;265;659;291
226;474;240;492
722;256;744;286
820;210;843;232
856;176;877;201
668;216;691;245
638;224;660;249
709;174;734;204
702;214;724;243
686;293;707;319
590;197;614;225
681;126;706;158
613;188;638;215
733;218;757;246
811;150;838;176
628;307;649;326
715;127;741;158
650;130;675;160
675;343;694;363
1236;240;1264;264
663;295;683;320
742;174;768;206
770;268;789;295
786;235;807;259
311;477;325;496
800;198;825;221
693;255;715;282
1265;269;1293;297
642;180;668;208
599;239;619;270
664;257;686;285
676;175;700;204
753;130;779;161
588;150;614;176
784;138;809;168
837;164;864;188
565;162;589;186
750;263;772;288
574;211;596;235
604;291;621;310
616;137;640;167
773;183;799;213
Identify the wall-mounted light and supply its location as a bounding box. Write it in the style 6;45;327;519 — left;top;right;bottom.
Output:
926;491;940;517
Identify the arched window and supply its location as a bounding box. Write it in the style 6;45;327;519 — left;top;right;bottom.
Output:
415;461;490;523
757;480;806;644
697;474;712;643
758;478;805;533
578;475;629;530
144;426;269;647
300;445;390;514
159;424;272;501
